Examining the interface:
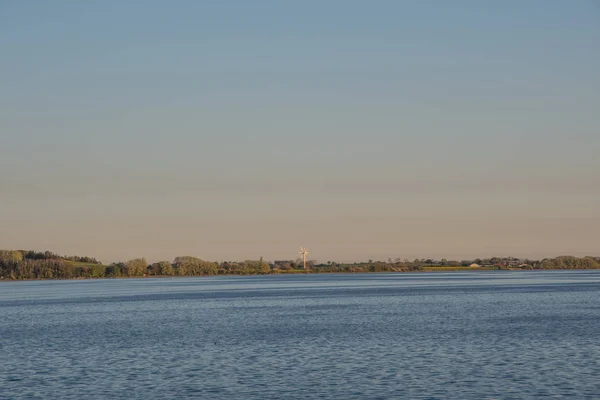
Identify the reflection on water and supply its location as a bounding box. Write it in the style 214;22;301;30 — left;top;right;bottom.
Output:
1;271;599;399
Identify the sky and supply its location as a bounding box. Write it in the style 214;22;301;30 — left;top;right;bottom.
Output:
1;1;599;263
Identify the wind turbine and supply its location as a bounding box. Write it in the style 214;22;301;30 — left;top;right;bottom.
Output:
299;247;309;270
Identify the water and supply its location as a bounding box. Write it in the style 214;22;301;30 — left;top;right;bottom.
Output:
1;271;599;399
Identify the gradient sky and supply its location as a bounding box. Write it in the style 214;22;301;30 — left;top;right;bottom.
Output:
1;1;599;263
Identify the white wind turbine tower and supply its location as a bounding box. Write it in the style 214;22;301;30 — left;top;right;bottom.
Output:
299;247;309;270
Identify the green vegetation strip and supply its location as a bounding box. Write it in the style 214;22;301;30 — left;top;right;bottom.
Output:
1;250;599;280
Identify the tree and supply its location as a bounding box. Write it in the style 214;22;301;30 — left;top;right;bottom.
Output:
124;258;147;276
0;250;23;265
90;264;106;277
157;261;174;276
260;257;270;274
174;256;200;275
174;256;217;275
106;263;124;277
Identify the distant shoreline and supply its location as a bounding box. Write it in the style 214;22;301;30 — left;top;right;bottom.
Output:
2;250;599;281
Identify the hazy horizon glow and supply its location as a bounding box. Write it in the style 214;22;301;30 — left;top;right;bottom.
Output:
1;1;599;263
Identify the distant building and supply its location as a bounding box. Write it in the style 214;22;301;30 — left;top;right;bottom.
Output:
469;263;480;268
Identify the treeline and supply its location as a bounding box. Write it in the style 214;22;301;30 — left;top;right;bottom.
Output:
534;256;600;270
0;252;272;280
1;250;599;280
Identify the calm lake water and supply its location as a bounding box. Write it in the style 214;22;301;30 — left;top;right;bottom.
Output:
1;271;599;399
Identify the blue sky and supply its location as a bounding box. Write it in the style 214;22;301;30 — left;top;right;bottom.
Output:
1;1;599;262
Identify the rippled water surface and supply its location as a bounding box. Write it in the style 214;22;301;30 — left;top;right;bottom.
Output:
1;271;600;399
